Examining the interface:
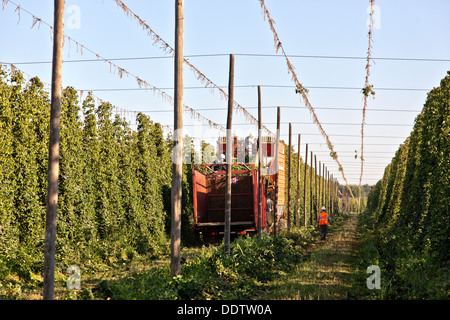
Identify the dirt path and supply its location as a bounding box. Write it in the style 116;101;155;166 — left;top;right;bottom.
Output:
259;213;361;300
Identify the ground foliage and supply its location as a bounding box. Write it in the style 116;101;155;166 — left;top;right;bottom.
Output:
0;67;358;299
363;71;450;299
93;228;317;300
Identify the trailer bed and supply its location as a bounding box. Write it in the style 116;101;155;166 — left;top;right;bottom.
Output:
192;164;266;237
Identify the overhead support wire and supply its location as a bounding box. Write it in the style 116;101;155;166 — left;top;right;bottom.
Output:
111;0;274;136
33;84;431;92
8;53;450;64
258;0;354;198
1;0;224;131
110;105;421;113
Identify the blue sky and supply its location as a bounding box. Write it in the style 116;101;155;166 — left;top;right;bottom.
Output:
1;0;449;185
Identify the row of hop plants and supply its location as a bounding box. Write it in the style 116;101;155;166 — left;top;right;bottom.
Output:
0;68;181;298
93;228;318;300
363;71;450;299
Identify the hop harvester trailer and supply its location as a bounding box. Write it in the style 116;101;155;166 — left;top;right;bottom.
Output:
192;136;285;241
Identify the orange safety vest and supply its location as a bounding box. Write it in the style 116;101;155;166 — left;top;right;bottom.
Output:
318;211;329;225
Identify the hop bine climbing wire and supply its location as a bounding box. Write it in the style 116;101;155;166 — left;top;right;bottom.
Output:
1;0;225;132
359;0;376;211
258;0;354;198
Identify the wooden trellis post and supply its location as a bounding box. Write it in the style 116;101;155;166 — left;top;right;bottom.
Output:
322;163;325;207
171;0;184;276
224;54;235;254
273;107;280;237
257;86;262;235
43;0;65;300
314;155;318;222
331;175;335;215
310;151;313;225
303;143;308;226
328;171;331;214
318;160;321;210
287;123;292;235
296;134;301;229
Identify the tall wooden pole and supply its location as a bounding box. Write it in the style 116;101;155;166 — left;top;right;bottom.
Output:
335;179;338;214
343;189;346;212
287;123;292;235
303;143;308;226
322;163;325;206
347;189;349;212
310;151;313;225
314;155;318;222
224;54;235;254
332;176;335;214
342;189;345;212
43;0;65;300
296;134;301;229
346;189;349;212
324;166;328;210
331;175;334;215
318;160;321;210
326;170;328;211
273;107;280;237
326;171;328;207
170;0;184;276
328;171;331;213
257;86;262;235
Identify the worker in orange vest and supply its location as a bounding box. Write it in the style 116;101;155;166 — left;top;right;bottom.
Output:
317;206;330;240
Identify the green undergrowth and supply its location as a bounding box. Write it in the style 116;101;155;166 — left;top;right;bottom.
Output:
356;212;449;299
92;227;317;300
